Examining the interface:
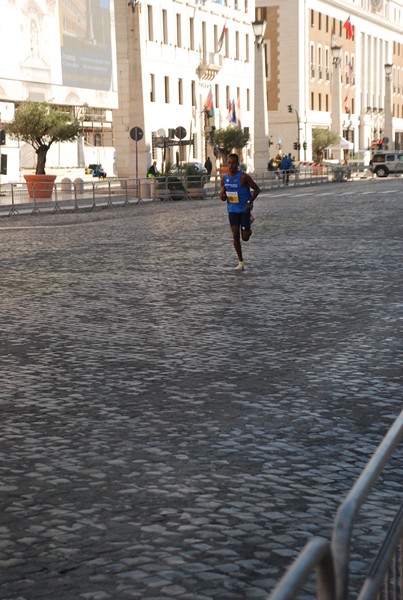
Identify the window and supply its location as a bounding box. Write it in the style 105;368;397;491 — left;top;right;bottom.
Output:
311;91;314;110
326;94;329;112
311;9;314;27
150;74;155;102
224;27;229;58
162;10;168;45
246;88;250;111
235;31;239;60
318;46;322;79
190;17;195;50
215;84;219;108
319;93;322;111
164;76;169;103
325;48;330;81
147;5;153;41
245;33;250;62
94;133;101;146
318;12;322;30
310;44;315;78
191;80;196;107
178;79;183;104
176;14;182;47
226;85;230;108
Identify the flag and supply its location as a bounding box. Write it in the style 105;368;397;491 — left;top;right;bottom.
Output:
344;93;349;113
228;99;237;125
343;17;353;41
216;20;227;52
346;60;354;83
204;87;215;117
236;97;242;128
227;100;237;124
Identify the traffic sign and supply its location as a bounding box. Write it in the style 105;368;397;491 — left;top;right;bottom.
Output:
175;126;186;140
130;126;144;142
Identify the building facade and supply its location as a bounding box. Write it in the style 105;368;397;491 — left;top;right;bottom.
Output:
257;0;403;163
113;0;257;178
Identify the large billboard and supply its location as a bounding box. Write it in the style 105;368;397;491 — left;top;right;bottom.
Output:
0;0;118;108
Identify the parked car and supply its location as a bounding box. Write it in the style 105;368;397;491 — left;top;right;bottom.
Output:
169;162;208;188
370;152;403;177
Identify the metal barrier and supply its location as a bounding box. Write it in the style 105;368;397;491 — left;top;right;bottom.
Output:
268;410;403;600
0;165;389;217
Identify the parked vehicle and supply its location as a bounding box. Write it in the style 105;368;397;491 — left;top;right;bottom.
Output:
370;152;403;177
169;162;208;188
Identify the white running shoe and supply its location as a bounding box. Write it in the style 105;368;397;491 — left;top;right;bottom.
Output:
235;261;244;271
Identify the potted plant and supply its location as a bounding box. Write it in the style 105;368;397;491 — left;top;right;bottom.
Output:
212;126;250;174
7;101;81;199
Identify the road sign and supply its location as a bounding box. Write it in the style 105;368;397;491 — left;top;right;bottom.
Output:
130;126;144;142
175;126;186;140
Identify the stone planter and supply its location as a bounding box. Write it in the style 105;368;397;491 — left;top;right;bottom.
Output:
24;174;57;200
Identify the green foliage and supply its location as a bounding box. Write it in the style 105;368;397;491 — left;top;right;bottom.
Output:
213;126;250;163
7;101;80;174
312;128;339;162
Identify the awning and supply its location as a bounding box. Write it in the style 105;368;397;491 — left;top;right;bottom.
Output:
326;136;353;150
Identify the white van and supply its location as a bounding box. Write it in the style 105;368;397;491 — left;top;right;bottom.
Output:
370;152;403;177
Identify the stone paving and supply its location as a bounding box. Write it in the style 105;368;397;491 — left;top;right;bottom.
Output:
0;179;402;600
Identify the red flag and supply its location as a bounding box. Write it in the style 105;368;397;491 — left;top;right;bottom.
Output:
216;20;227;52
343;17;353;41
204;87;215;117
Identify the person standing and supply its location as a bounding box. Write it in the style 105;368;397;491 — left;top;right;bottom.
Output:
147;160;159;178
204;156;213;176
220;153;261;271
279;153;292;185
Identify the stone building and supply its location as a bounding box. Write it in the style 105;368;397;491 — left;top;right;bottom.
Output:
256;0;403;163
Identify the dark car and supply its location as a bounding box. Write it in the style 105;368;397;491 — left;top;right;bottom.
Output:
169;162;208;187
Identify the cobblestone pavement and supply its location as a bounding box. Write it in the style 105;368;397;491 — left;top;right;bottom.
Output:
0;180;402;600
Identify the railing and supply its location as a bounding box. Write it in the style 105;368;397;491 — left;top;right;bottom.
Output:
0;165;388;217
268;410;403;600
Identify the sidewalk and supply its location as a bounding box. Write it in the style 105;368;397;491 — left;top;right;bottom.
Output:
0;182;401;600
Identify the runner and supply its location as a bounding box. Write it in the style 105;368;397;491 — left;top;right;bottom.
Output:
220;153;261;271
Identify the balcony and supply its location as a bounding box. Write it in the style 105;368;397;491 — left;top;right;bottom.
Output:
197;52;223;80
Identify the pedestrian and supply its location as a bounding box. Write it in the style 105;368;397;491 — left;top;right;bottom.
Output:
220;153;260;271
279;153;292;185
204;156;213;176
147;160;159;178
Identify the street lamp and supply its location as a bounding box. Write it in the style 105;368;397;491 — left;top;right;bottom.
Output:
331;42;343;162
252;19;266;48
384;63;393;150
252;19;269;173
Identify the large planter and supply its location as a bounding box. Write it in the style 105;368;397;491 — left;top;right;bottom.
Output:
24;174;57;200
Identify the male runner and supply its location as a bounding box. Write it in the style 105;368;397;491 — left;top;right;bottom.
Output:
220;153;261;271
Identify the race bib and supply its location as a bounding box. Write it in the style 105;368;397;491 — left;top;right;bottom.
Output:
226;191;239;203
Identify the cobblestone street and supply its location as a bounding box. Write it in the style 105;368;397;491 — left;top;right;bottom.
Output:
0;180;402;599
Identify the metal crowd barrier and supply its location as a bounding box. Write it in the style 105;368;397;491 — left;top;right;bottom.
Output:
268;409;403;600
0;165;384;217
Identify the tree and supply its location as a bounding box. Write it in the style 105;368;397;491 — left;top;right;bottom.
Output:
312;128;339;162
7;101;81;174
213;126;250;164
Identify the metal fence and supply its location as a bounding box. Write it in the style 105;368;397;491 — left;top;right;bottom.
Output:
0;164;383;218
268;410;403;600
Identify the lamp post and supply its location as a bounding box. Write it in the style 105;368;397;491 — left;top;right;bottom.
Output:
331;42;342;162
252;19;269;173
384;63;393;150
287;104;300;160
